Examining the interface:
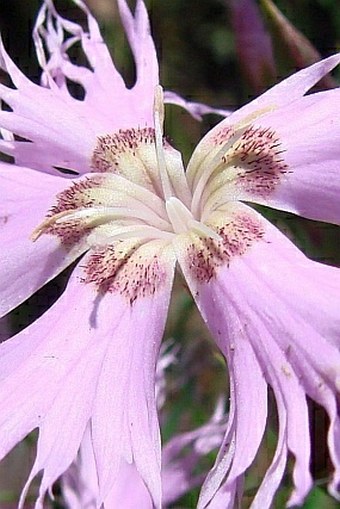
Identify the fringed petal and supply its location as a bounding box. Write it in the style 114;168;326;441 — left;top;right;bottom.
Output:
0;240;176;508
174;203;340;507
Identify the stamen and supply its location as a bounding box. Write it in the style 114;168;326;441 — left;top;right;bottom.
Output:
90;224;175;244
32;204;173;242
55;206;172;230
31;210;73;241
62;206;167;227
154;85;173;201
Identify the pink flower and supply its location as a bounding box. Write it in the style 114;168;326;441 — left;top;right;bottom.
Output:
229;0;276;92
0;1;340;508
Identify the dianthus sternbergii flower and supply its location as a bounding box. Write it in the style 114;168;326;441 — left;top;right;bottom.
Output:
0;0;340;508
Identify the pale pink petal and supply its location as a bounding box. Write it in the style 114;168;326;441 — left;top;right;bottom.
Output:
187;54;340;181
175;203;340;507
0;242;175;508
33;0;126;93
251;388;288;509
0;269;104;478
198;392;236;508
0;0;157;176
34;0;157;127
116;0;158;101
0;163;89;317
63;437;154;509
205;477;242;509
236;310;313;507
225;53;340;125
102;461;153;509
63;392;226;508
175;225;268;506
220;220;340;505
87;241;175;507
0;35;97;175
61;426;98;509
0;88;96;177
244;88;340;224
35;0;219;126
62;429;153;509
196;313;267;509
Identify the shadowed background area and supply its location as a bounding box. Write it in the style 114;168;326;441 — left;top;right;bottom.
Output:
0;0;339;507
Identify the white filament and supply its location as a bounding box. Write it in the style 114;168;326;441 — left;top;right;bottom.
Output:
54;206;172;231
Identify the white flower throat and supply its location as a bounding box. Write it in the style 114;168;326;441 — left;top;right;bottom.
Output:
31;88;286;297
32;87;223;247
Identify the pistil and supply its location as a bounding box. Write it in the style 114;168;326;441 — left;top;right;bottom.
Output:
154;85;174;201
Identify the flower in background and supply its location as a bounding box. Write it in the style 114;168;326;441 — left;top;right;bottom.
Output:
61;346;227;509
0;1;340;509
228;0;276;93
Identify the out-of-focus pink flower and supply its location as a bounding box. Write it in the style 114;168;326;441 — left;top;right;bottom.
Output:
61;351;227;509
161;398;227;506
0;0;340;508
229;0;276;92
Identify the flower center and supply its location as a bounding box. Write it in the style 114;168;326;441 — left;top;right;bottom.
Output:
29;90;271;299
32;87;220;248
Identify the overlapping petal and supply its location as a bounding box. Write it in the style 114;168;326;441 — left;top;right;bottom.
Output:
62;393;227;508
